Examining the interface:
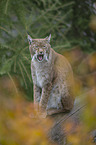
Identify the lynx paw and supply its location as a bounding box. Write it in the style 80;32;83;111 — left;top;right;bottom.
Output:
38;112;47;118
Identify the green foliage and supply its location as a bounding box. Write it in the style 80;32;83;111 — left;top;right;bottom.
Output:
0;0;96;99
0;0;74;99
68;0;96;52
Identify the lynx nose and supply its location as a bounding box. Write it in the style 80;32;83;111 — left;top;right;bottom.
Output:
39;51;43;54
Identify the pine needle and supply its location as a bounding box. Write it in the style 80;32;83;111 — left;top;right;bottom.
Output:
7;72;18;94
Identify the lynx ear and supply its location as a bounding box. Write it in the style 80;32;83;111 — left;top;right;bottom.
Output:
47;34;51;43
28;35;32;45
45;36;48;39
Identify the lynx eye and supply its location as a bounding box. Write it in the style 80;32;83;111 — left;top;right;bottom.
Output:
43;46;46;48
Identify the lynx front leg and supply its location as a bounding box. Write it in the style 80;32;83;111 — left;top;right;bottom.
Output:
39;83;52;111
61;85;74;111
34;85;41;111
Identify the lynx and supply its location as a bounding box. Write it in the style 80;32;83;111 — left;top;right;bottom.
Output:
28;34;75;115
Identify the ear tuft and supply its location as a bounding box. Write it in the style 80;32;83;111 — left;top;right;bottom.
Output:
45;36;48;39
28;35;32;45
47;34;51;43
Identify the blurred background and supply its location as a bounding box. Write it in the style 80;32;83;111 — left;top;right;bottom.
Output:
0;0;96;144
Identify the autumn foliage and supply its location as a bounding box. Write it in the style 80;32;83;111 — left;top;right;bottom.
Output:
0;77;54;145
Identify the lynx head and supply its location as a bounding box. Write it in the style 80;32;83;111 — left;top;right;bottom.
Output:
28;34;51;62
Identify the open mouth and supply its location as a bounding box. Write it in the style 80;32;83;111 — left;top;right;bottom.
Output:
37;54;44;62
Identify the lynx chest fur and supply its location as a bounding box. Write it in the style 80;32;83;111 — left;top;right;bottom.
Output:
28;34;75;115
32;61;53;88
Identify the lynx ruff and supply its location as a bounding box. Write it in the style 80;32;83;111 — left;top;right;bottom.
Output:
28;34;75;115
